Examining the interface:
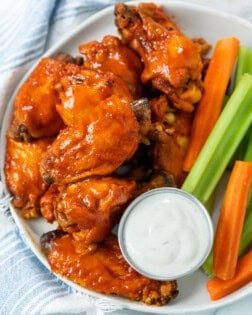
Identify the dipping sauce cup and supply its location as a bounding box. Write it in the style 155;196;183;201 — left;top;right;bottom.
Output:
118;187;214;280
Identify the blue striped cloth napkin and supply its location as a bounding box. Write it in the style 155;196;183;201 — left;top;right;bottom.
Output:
1;0;252;314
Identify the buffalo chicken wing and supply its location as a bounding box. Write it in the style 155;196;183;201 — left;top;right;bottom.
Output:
4;136;52;218
40;177;136;246
9;58;81;140
41;232;178;305
56;68;133;126
41;94;139;185
115;2;205;111
79;35;143;98
149;94;193;186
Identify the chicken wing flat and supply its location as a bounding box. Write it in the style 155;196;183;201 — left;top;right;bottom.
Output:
41;94;139;185
40;177;136;245
115;2;205;111
149;94;193;186
9;57;81;140
41;232;178;305
125;94;192;186
55;68;133;126
4;136;52;218
79;35;143;98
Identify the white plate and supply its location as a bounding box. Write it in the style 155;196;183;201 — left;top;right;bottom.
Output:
1;1;252;313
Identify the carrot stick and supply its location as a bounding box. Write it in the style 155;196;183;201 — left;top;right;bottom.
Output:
183;37;240;172
213;161;252;280
207;250;252;300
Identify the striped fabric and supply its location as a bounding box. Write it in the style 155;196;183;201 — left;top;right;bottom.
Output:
0;230;70;314
0;0;55;73
0;0;118;73
0;0;252;314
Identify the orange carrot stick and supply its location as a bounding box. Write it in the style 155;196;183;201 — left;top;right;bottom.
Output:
207;250;252;300
183;37;240;172
213;161;252;280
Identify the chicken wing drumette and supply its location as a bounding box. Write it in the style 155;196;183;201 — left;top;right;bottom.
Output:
40;177;136;247
9;57;82;140
115;2;205;112
79;35;143;98
55;68;132;126
4;136;52;218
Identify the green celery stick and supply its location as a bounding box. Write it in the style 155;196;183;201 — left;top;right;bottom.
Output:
234;46;252;86
182;73;252;205
243;126;252;161
238;189;252;255
201;250;213;276
232;46;252;163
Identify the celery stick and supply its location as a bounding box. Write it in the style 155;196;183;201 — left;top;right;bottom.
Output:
232;46;252;163
182;74;252;205
234;46;252;86
201;250;213;276
238;189;252;255
230;129;250;167
238;209;252;255
243;126;252;161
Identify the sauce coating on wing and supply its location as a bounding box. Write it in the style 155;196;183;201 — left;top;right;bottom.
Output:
9;58;81;140
4;136;52;218
43;233;178;305
79;35;143;98
56;68;133;126
41;96;139;184
115;2;206;112
41;177;136;245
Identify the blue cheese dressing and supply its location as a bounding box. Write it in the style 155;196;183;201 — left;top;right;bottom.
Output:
118;187;213;280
